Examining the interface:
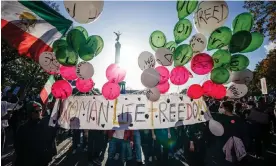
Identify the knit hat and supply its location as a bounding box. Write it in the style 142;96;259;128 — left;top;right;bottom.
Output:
27;101;42;113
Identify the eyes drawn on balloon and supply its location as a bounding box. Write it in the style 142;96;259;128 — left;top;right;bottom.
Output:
175;23;190;36
177;1;194;14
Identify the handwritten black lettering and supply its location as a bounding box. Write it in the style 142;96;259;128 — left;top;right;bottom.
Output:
135;104;146;122
169;103;176;122
89;101;98;123
178;103;185;121
98;102;109;126
159;102;169;123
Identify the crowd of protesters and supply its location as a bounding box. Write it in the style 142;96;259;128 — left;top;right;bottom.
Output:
1;89;276;166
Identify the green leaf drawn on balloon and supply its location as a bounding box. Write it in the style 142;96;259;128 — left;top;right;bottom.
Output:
212;49;231;68
211;67;230;84
149;30;167;51
174;19;192;44
173;44;193;66
229;54;249;71
229;31;252;53
207;27;232;51
240;32;264;53
232;12;253;34
177;0;198;20
165;41;178;53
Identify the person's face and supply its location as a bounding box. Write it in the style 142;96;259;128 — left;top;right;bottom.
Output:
31;110;42;120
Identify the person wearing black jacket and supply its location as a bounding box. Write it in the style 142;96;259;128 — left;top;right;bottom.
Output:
14;101;56;166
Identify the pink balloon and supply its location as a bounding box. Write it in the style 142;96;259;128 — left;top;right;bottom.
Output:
170;66;189;85
191;53;214;75
51;80;72;99
106;64;126;83
155;66;170;84
157;81;170;94
76;78;94;93
60;65;77;80
187;84;203;99
102;82;120;100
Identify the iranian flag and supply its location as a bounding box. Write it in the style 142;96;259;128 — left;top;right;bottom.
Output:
1;1;72;61
40;75;55;104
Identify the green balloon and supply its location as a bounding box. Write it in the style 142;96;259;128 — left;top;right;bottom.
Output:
232;12;253;34
211;67;230;84
177;0;198;20
66;29;86;52
78;45;94;61
173;44;193;66
52;39;68;52
229;31;252;53
241;32;264;53
149;30;167;51
207;27;232;51
86;35;104;56
56;47;78;66
229;54;249;71
212;50;231;68
165;41;178;53
74;26;89;39
174;19;192;44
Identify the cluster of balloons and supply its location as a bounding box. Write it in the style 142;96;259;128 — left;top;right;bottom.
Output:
39;26;104;99
102;64;126;100
146;0;263;100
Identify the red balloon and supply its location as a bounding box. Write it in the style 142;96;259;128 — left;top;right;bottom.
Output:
76;78;94;93
51;80;72;99
191;53;214;75
213;84;226;99
170;66;189;85
60;65;77;80
106;64;126;83
187;84;203;99
155;66;170;84
202;80;214;96
157;81;170;94
102;82;120;100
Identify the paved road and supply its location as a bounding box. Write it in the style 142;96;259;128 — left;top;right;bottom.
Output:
2;133;276;166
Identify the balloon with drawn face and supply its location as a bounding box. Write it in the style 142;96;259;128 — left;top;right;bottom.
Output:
146;87;161;102
173;19;192;44
149;30;167;51
102;82;120;100
64;1;104;24
173;44;193;66
165;41;178;53
231;69;253;85
170;66;189;85
211;67;230;84
227;83;248;98
194;1;229;35
138;51;155;70
51;80;72;99
207;27;232;51
209;119;224;136
191;53;214;75
39;52;60;74
155;48;173;66
189;33;207;54
76;62;94;80
229;54;249;71
177;0;198;20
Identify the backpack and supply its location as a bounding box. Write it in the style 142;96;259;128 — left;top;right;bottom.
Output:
222;136;247;163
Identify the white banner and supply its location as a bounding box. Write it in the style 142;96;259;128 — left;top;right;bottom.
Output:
49;94;209;130
260;77;268;94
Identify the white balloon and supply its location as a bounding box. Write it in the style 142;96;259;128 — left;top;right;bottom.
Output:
64;1;104;24
189;33;207;54
155;47;173;66
194;1;229;35
141;68;160;88
209;119;224;136
76;61;94;80
39;52;60;74
146;87;161;102
226;83;248;98
231;69;253;85
138;51;155;70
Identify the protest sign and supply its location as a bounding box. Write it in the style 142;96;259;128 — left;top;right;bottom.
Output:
50;94;209;130
260;77;267;94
